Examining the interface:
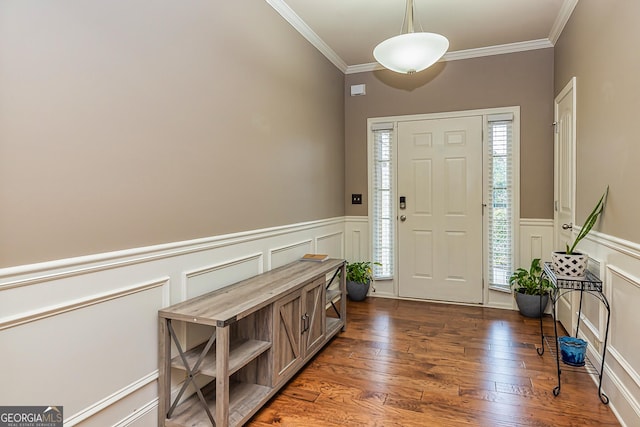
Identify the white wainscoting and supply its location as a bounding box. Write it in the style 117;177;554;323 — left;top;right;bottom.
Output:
487;218;555;310
4;215;635;426
576;231;640;427
0;218;344;426
519;218;555;265
344;216;396;297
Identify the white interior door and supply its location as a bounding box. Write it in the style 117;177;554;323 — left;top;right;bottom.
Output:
397;116;483;303
555;77;577;334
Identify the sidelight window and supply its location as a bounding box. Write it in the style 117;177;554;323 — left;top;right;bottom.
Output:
372;123;394;279
487;114;515;290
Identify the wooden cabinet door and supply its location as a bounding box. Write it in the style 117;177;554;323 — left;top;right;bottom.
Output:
303;277;326;357
273;290;302;385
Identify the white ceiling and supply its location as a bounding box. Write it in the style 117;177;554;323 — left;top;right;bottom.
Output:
267;0;578;74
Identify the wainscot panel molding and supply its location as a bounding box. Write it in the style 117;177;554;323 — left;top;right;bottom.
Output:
269;239;314;269
344;216;368;261
344;216;397;297
518;218;554;264
569;233;640;427
66;372;158;427
487;218;554;310
183;254;264;301
0;277;170;331
0;217;345;426
316;231;344;259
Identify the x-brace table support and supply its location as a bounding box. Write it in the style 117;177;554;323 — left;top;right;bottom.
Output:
166;319;217;425
325;267;341;318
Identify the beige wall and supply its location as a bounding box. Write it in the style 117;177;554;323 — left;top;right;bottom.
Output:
555;0;640;243
345;49;555;219
0;1;345;268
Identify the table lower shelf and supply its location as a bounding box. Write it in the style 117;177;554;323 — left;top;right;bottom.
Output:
541;334;601;377
170;339;271;379
166;381;272;427
326;317;343;337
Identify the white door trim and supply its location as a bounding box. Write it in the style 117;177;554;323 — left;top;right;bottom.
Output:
554;77;577;249
554;77;578;334
367;106;521;304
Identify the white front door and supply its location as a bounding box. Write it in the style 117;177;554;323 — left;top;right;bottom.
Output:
555;77;577;334
397;116;483;303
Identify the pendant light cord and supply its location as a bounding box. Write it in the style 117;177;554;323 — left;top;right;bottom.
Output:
401;0;425;34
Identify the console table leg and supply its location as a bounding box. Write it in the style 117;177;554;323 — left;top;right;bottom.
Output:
158;318;170;426
216;325;230;427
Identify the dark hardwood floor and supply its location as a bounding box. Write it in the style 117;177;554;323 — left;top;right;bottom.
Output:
248;297;619;426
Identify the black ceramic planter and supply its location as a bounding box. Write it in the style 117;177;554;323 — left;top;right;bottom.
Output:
346;280;370;301
514;291;549;318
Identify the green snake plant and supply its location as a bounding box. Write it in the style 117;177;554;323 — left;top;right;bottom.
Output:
565;186;609;254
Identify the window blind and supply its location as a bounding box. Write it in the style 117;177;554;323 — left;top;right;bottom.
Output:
372;125;394;279
487;118;514;290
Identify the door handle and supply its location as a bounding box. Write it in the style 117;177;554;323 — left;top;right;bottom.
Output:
400;215;407;222
562;223;573;230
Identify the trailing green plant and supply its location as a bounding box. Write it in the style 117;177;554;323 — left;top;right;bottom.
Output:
565;186;609;254
345;261;381;285
509;258;554;296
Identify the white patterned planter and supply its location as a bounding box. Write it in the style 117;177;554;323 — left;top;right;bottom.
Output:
552;252;588;279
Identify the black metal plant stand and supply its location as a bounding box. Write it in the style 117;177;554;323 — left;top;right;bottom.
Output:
537;262;610;404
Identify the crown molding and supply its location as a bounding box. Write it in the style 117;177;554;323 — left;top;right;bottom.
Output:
267;0;560;75
265;0;348;73
549;0;579;44
345;63;384;74
442;39;554;62
345;39;554;74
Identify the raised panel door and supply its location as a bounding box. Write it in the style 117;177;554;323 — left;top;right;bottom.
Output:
398;116;483;303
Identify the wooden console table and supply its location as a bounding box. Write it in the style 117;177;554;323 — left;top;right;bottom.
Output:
158;258;346;427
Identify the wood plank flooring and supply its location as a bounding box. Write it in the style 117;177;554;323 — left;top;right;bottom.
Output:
248;298;619;426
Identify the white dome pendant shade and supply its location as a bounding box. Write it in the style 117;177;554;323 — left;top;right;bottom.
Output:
374;32;449;74
373;0;449;74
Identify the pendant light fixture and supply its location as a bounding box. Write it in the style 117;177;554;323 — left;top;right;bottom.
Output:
373;0;449;74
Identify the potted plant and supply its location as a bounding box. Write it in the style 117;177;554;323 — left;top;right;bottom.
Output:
345;261;380;301
509;258;554;317
552;186;608;279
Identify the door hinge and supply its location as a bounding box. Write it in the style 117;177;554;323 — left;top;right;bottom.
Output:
553;121;559;134
554;200;558;212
